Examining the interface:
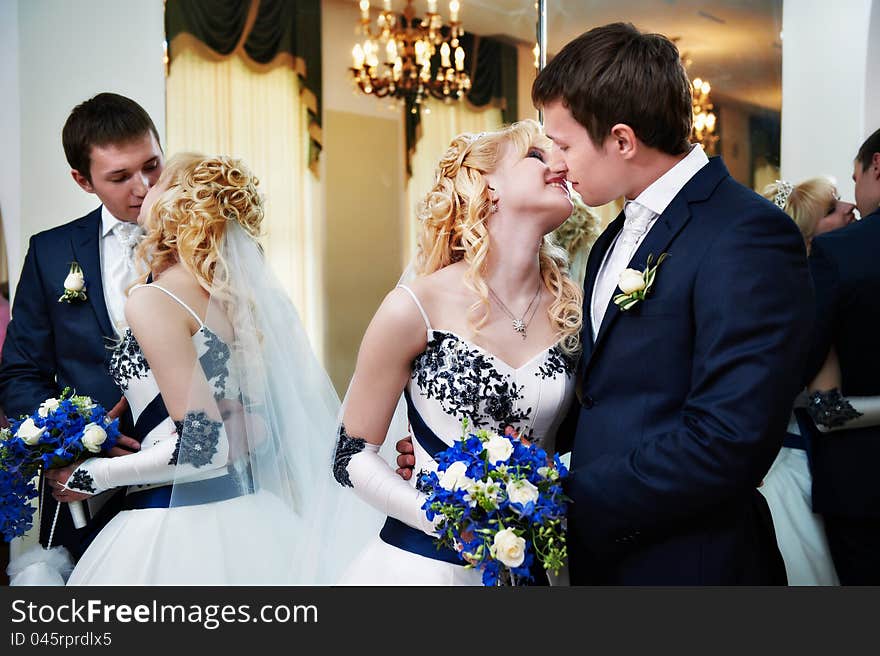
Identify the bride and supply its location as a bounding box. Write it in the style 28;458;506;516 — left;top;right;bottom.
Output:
46;153;354;584
333;120;582;585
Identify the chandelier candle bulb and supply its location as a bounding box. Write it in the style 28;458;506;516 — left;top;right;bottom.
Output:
353;43;365;69
360;0;370;20
455;46;465;70
428;0;438;14
440;42;451;67
449;0;460;21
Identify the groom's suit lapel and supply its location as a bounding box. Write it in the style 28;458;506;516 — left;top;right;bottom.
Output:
579;210;624;363
70;208;115;338
582;156;729;375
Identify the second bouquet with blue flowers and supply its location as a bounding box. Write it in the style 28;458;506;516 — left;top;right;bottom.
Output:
419;421;569;586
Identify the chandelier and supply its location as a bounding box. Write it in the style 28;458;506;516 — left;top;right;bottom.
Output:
691;77;719;154
350;0;471;112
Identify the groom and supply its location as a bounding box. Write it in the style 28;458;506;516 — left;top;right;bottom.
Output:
0;93;163;561
531;23;813;584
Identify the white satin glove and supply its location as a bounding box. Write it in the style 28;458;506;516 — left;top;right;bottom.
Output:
334;433;437;537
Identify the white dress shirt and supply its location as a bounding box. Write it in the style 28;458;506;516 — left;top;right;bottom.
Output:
99;206;144;335
590;144;710;338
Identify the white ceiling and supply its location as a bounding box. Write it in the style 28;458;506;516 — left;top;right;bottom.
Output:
394;0;784;111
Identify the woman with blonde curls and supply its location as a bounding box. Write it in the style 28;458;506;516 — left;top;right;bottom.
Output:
333;120;581;585
759;177;860;585
52;154;350;584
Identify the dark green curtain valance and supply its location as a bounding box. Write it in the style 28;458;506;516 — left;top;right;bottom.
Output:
406;33;519;175
166;0;323;168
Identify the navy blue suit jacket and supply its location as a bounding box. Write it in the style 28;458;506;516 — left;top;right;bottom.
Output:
0;207;132;558
803;209;880;518
564;157;814;584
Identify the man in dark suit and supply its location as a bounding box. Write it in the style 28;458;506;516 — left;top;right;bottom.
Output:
0;93;163;562
531;23;814;584
802;128;880;584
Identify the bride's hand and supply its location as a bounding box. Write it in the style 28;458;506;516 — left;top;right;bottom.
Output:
44;464;93;502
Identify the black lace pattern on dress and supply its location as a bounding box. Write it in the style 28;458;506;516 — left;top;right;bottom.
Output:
199;328;231;400
807;389;863;428
411;331;532;434
109;329;150;391
536;346;576;380
68;468;96;494
333;424;365;488
168;410;222;468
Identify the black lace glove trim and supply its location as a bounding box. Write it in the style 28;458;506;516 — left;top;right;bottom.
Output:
807;389;863;429
67;468;96;494
332;424;366;488
168;411;222;468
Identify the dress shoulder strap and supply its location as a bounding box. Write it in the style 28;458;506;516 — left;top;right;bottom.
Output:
396;284;432;331
130;283;205;328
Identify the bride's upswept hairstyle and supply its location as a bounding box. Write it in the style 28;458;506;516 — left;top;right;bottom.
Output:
136;153;264;299
415;120;582;355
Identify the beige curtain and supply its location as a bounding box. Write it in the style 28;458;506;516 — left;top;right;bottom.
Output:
404;102;504;264
166;45;324;353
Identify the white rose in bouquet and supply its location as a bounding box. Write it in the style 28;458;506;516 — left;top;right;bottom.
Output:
507;478;540;506
17;418;47;445
492;528;526;568
37;398;60;418
438;461;474;492
81;423;108;453
485;434;513;464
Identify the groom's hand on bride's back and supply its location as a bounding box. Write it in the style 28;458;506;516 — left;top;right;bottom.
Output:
105;397;141;457
396;435;415;480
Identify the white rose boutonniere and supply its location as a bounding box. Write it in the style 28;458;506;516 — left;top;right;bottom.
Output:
614;252;669;311
58;262;88;303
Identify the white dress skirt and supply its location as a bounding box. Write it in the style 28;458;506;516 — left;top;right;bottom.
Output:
760;423;839;586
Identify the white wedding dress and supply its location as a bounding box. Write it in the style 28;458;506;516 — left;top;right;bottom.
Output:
338;285;576;585
65;285;301;585
759;413;839;585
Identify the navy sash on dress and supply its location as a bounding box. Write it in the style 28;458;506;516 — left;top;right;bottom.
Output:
122;473;244;510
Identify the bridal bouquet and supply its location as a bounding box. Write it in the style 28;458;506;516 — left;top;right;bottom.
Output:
0;388;120;541
419;421;569;586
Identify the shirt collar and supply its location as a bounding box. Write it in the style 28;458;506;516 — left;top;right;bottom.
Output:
100;205;135;238
630;144;710;217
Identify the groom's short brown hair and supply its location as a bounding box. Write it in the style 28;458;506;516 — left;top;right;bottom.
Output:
532;22;692;156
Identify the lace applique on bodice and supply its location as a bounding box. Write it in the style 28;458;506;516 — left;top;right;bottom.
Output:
409;329;575;446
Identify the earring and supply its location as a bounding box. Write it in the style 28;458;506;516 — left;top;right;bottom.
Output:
487;185;498;212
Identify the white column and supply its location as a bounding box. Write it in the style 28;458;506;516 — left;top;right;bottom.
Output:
781;0;873;204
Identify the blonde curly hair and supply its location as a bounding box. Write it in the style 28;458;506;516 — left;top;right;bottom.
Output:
415;119;583;356
135;153;264;301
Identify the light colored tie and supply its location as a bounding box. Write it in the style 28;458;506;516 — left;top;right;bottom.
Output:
110;222;144;330
590;201;655;337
